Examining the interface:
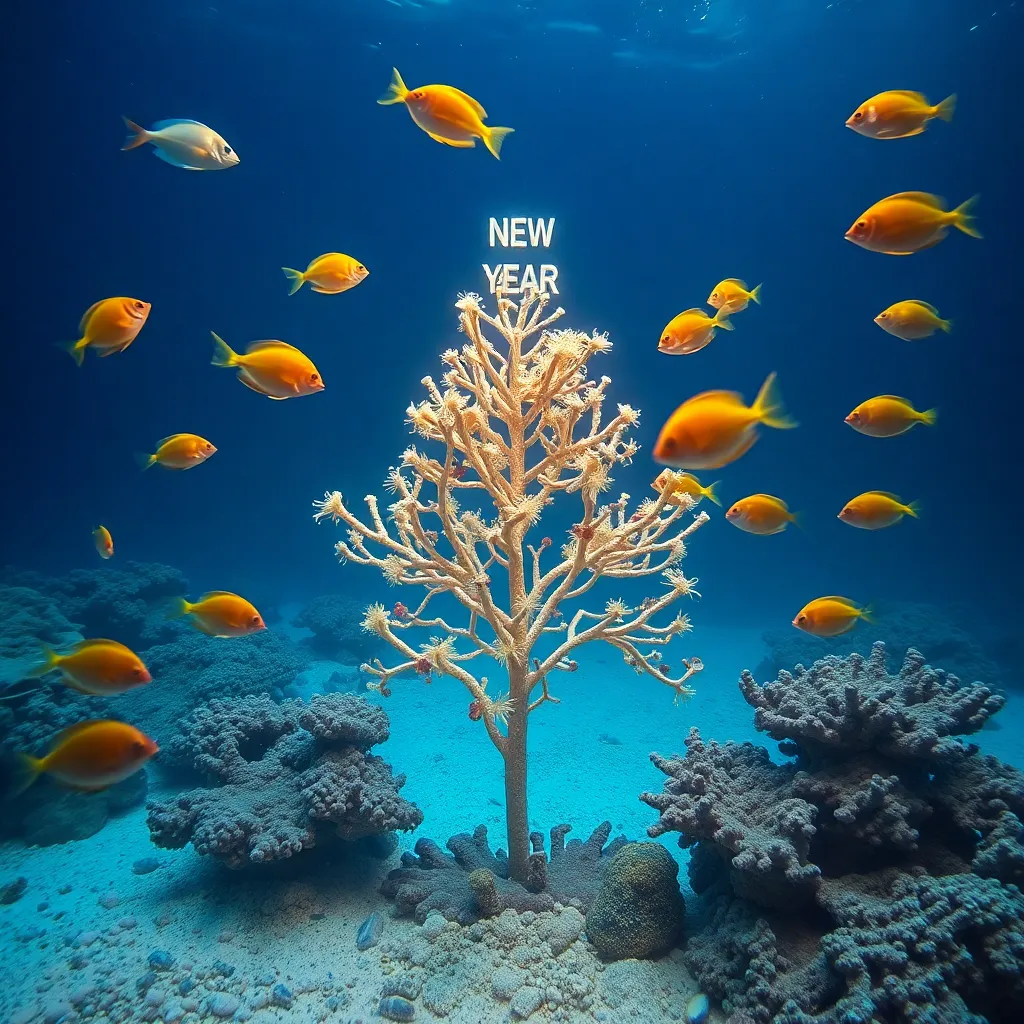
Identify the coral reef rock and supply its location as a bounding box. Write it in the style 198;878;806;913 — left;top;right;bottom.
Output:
381;822;627;925
292;593;381;660
585;842;686;960
642;642;1024;1024
146;693;422;867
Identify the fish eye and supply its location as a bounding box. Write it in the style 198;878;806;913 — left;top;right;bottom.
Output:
132;739;145;754
357;265;365;272
853;111;863;120
204;442;213;451
880;312;889;319
134;301;145;310
797;614;807;624
856;220;867;231
310;373;319;382
224;145;232;154
711;292;718;301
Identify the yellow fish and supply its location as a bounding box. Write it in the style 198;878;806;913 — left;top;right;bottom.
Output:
846;91;956;140
13;721;158;796
725;494;799;535
653;372;797;471
874;300;951;341
651;469;722;507
845;192;980;254
62;297;151;366
93;525;114;559
282;253;369;296
793;597;872;637
845;396;936;437
27;639;151;696
169;591;266;638
839;491;920;530
658;307;734;355
707;279;762;314
377;68;514;160
211;334;324;400
136;433;217;470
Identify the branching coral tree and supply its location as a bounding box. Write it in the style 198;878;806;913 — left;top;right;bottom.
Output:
312;289;708;882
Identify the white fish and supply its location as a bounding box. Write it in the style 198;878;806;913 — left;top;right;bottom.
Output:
121;117;240;171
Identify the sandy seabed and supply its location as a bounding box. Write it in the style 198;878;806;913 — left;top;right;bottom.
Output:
2;622;1019;1024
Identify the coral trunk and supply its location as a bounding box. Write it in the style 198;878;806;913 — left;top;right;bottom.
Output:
504;665;530;882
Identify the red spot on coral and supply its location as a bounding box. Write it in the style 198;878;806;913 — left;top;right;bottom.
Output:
393;602;409;620
414;658;431;675
540;537;552;548
468;700;482;721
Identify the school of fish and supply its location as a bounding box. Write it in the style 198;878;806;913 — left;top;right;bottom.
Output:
651;87;974;637
23;76;973;787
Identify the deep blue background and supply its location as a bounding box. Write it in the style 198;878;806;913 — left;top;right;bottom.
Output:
2;0;1019;651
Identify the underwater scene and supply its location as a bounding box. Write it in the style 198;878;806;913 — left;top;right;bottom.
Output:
2;0;1022;1022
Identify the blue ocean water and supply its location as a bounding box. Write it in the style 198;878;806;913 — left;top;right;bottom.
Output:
2;1;1023;1022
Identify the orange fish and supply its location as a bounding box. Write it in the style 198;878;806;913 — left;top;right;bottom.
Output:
211;334;324;400
27;639;151;696
874;300;951;340
170;591;266;638
653;372;797;471
658;307;733;355
845;192;980;254
651;469;722;507
793;596;872;637
377;68;514;160
12;720;158;796
282;253;369;296
725;494;799;535
846;91;956;140
93;525;114;559
136;433;217;470
707;279;762;314
839;491;920;530
845;396;936;437
61;297;151;366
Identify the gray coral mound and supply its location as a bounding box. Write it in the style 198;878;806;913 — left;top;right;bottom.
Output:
641;641;1024;1024
146;693;422;867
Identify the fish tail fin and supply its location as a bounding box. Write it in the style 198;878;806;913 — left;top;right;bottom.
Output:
860;604;874;624
10;754;44;799
753;372;798;430
134;451;157;471
905;500;921;519
748;282;762;305
713;308;735;331
281;268;306;296
952;194;982;238
939;317;953;333
703;481;723;507
789;511;803;530
121;116;150;151
210;332;239;368
934;94;957;122
920;407;938;427
484;126;515;160
58;339;88;367
25;645;60;679
377;67;409;105
165;597;191;620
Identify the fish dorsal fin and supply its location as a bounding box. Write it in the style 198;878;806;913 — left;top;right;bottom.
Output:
680;307;711;318
440;86;487;119
687;389;744;407
247;340;299;354
877;395;914;405
906;300;939;314
721;278;748;289
197;590;239;601
752;493;787;509
156;433;187;447
883;191;945;209
865;491;903;501
887;90;928;101
152;118;206;130
52;720;104;746
819;596;860;609
72;638;122;650
309;253;343;266
79;301;105;332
